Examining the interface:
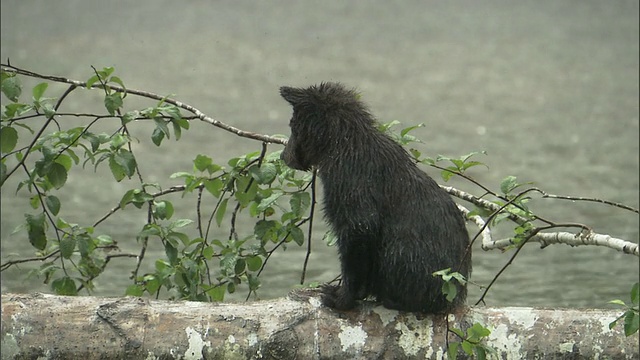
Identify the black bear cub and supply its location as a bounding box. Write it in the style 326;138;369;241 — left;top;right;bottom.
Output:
280;82;471;313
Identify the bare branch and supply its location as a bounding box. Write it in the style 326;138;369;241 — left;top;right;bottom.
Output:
486;231;639;256
457;204;492;247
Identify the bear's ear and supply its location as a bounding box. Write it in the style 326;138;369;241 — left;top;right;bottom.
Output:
280;86;307;106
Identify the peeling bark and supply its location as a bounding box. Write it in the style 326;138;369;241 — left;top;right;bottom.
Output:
1;291;637;359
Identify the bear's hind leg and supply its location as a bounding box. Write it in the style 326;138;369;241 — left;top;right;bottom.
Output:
321;235;374;310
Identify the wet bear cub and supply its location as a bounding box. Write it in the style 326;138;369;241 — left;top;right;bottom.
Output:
280;82;470;313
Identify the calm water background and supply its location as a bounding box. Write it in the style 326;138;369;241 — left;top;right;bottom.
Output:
1;0;638;308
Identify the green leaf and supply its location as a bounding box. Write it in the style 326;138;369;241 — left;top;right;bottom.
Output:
171;119;182;140
624;311;639;336
235;177;258;206
234;258;246;275
442;281;458;302
29;195;39;210
84;133;101;152
263;206;275;217
96;234;113;245
32;82;48;101
631;282;639;305
257;192;283;212
3;103;33;120
125;284;144;296
168;231;190;246
254;220;279;242
165;242;178;265
475;346;487;360
468;322;491;339
100;66;115;78
143;275;160;295
86;75;100;89
154;259;174;280
174;117;190;129
289;226;304;246
215;198;228;226
323;230;338;246
400;123;423;137
138;224;162;239
47;162;68;189
247;273;261;291
440;168;456;182
204;178;224;198
59;236;76;259
26;213;47;250
171;218;193;229
433;268;451;278
153;118;171;139
119;189;136;209
461;340;473;355
151;127;165;146
226;281;236;294
460;160;486;171
207;285;226;301
35;156;52;178
1;162;6;184
500;176;518;195
265;150;282;162
110;133;128;149
378;120;400;132
246;255;263;272
0;126;18;153
202;245;215;260
220;252;237;274
76;233;94;257
63;148;80;165
290;192;311;217
108;156;126;181
447;342;460;360
1;74;22;101
451;272;467;285
104;93;123;115
109;75;126;90
52;276;77;295
121;111;138;125
250;163;277;184
169;171;192;179
194;154;213;172
449;328;465;338
161;104;181;120
154;200;174;220
114;149;136;177
45;195;61;216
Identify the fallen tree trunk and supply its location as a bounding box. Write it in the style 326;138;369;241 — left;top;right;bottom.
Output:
1;292;636;359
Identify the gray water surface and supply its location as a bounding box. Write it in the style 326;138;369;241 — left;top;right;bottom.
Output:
1;0;638;308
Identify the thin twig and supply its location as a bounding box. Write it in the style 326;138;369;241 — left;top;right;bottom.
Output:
475;223;589;305
537;190;639;214
300;169;318;285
